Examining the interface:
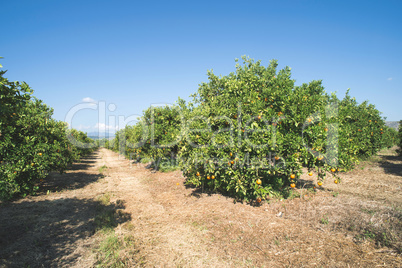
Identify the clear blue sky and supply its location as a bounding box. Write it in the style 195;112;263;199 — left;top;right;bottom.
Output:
1;0;401;133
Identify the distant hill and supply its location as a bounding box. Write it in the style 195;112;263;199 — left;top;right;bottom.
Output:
87;132;115;140
385;121;400;130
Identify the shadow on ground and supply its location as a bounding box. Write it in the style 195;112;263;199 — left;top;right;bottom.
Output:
0;197;131;267
378;154;402;177
37;154;102;195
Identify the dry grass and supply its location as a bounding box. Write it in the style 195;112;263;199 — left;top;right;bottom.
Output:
0;147;401;267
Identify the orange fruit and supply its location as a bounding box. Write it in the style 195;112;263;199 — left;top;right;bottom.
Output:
256;179;262;185
265;98;268;101
230;152;233;157
308;172;313;176
196;172;200;176
38;153;42;156
275;156;280;160
258;115;261;120
211;175;215;179
176;183;180;185
207;176;210;180
290;174;296;179
331;168;336;172
231;161;234;164
317;181;322;186
324;128;328;132
278;112;283;116
256;197;262;203
307;118;312;123
334;179;338;184
290;183;296;188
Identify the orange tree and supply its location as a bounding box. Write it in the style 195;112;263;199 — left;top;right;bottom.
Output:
398;121;402;155
113;100;185;170
178;57;335;201
177;57;389;201
0;70;96;200
335;91;392;168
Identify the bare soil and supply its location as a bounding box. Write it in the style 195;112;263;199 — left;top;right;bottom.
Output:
1;147;401;267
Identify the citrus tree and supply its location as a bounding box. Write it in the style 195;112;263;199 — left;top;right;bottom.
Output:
398;121;402;155
177;57;389;202
113;100;186;170
0;70;96;200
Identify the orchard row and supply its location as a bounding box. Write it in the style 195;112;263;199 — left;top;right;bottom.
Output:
109;57;397;201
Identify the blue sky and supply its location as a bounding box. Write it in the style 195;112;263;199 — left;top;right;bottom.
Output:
1;0;401;133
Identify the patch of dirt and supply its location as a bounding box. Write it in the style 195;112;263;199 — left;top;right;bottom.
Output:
1;148;401;267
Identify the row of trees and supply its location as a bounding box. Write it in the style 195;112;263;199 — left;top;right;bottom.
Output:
0;70;97;201
109;57;397;201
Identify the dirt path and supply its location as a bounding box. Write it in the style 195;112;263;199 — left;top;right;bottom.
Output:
1;148;401;267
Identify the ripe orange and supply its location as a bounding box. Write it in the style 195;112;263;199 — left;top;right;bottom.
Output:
334;179;338;184
196;172;200;176
231;161;234;164
324;128;328;132
31;163;34;166
290;183;296;188
290;174;296;179
275;156;280;160
207;176;210;180
38;153;42;156
256;197;262;203
265;98;268;102
230;152;233;157
308;172;313;176
317;181;322;186
211;175;215;179
256;179;262;185
258;115;261;120
307;118;312;123
381;132;383;134
278;111;283;116
331;168;336;172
